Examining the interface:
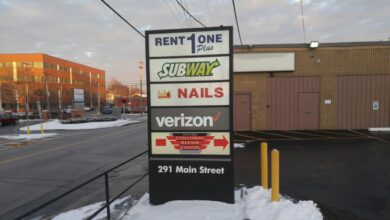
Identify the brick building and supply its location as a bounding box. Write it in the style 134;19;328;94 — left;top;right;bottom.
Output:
233;41;390;130
0;53;105;113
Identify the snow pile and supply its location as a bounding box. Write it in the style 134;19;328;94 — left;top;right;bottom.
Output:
0;133;58;140
19;119;138;131
51;186;322;220
125;186;322;220
52;197;132;220
244;186;322;220
368;127;390;131
52;201;105;220
234;143;246;148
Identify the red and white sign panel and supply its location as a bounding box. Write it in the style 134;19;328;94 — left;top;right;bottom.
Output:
150;82;229;106
151;132;230;155
149;56;230;82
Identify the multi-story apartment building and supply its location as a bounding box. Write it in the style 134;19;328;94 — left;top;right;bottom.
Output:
0;53;105;113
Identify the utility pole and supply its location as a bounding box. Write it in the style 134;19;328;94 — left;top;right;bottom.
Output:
46;77;50;112
0;82;3;112
25;83;29;119
139;61;143;114
22;63;31;119
139;61;143;98
89;72;93;109
58;86;62;109
97;81;100;114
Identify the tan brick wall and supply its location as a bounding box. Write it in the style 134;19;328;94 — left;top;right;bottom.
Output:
234;46;390;130
234;73;267;130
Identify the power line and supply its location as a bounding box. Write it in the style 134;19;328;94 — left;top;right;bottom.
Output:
183;0;193;27
100;0;145;38
231;0;243;46
204;0;214;26
179;0;191;27
300;0;307;43
163;0;185;27
175;0;206;27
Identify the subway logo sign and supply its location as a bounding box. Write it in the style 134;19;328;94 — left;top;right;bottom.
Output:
149;56;229;82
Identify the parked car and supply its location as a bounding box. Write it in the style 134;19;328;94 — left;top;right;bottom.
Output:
0;113;18;126
63;106;72;114
102;106;112;114
84;106;94;112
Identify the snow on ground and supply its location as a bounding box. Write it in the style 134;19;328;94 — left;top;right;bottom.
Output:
368;127;390;131
52;197;131;220
125;186;323;220
52;201;105;220
52;186;322;220
234;143;246;148
19;119;138;131
0;133;58;140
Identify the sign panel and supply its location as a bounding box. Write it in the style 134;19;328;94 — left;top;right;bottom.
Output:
146;27;233;205
149;159;234;204
149;56;230;82
151;132;230;155
150;82;229;106
73;89;84;102
234;52;295;72
372;101;379;110
149;30;230;57
151;107;230;131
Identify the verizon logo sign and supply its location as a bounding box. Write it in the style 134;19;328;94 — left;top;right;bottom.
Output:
151;108;229;131
150;82;229;106
156;112;220;128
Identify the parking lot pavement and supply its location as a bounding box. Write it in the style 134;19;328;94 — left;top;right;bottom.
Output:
234;130;390;220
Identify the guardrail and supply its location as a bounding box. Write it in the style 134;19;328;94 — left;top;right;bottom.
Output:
15;150;148;220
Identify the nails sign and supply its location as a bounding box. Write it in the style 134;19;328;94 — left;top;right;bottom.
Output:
150;82;229;106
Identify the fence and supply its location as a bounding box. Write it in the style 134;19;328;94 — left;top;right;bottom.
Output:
14;150;148;220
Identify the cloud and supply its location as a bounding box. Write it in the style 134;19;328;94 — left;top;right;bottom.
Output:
0;0;389;84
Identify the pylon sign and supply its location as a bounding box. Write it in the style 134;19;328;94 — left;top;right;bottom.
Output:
146;27;234;204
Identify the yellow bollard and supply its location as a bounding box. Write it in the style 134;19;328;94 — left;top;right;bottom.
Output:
261;142;268;189
26;126;31;136
271;149;280;202
40;123;44;134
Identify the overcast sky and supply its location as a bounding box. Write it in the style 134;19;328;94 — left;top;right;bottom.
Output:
0;0;389;86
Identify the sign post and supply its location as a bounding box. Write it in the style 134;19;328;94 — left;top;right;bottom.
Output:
146;27;234;204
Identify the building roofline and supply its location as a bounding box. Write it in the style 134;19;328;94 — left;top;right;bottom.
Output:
0;53;105;73
234;41;390;49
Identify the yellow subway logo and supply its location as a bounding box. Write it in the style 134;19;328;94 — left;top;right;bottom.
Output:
158;59;220;79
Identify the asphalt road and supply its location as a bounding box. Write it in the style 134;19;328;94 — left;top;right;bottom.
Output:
235;133;390;220
1;121;389;220
0;119;148;219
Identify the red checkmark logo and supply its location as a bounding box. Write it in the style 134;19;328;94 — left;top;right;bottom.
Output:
213;111;221;123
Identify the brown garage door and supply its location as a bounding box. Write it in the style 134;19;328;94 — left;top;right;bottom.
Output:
336;75;390;129
267;77;320;130
234;93;251;131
